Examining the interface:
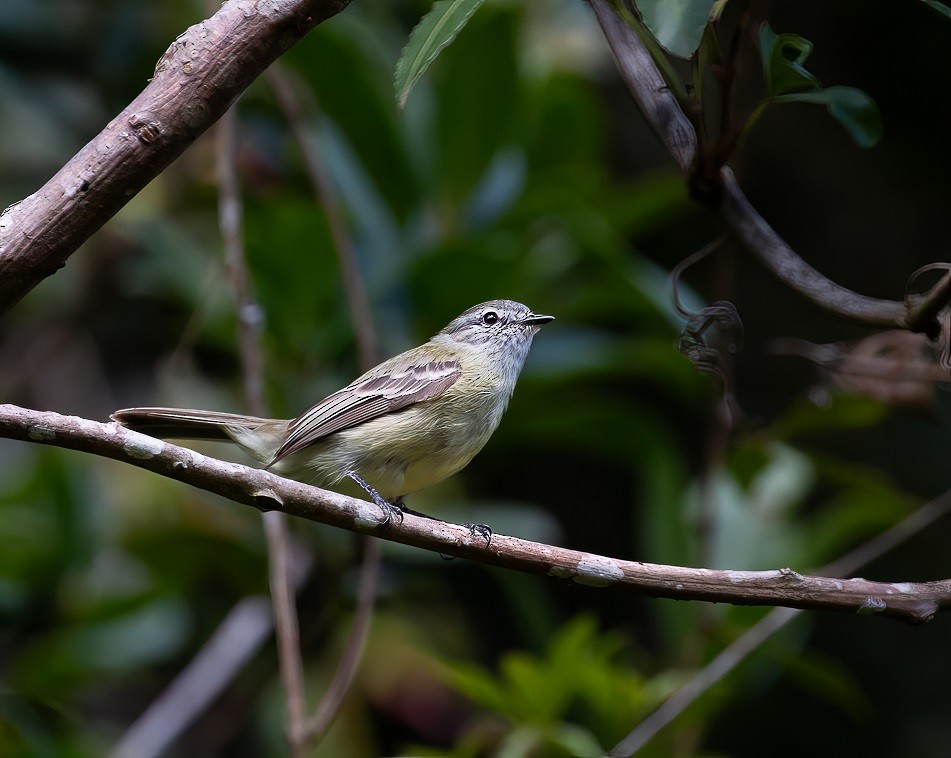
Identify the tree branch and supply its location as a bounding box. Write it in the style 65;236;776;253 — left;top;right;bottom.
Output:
589;0;946;333
589;0;697;174
3;403;950;624
0;0;352;314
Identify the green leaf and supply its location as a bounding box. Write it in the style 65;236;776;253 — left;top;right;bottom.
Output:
919;0;951;19
394;0;485;108
750;25;883;149
635;0;715;58
777;87;883;148
759;24;820;96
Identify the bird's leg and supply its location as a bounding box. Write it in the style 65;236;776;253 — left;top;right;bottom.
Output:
346;472;403;526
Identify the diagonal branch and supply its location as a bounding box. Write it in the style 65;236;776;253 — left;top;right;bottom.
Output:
3;403;951;624
609;487;951;755
110;595;278;758
589;0;697;173
0;0;352;314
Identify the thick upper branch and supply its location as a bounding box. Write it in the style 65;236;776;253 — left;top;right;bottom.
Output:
2;403;949;624
0;0;351;314
589;0;697;173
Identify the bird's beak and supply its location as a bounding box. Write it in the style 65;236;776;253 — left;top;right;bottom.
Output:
522;312;554;326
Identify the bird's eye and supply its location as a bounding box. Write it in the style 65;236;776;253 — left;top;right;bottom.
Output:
482;310;499;325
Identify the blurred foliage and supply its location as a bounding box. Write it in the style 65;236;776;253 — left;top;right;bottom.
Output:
435;616;685;757
2;0;951;757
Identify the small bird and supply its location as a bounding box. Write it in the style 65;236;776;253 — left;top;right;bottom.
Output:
113;300;553;525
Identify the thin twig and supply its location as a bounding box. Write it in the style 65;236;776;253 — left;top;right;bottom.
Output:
263;511;308;756
670;237;726;319
608;607;799;756
4;405;951;624
608;489;951;756
110;597;276;758
303;537;381;742
215;106;308;755
266;63;384;748
216;110;265;418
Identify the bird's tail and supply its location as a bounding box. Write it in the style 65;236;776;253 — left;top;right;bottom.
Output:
111;407;287;463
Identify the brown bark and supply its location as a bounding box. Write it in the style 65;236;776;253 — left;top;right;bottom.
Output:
0;0;352;313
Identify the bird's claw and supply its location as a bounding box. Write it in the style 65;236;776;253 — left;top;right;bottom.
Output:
462;522;493;546
376;497;404;527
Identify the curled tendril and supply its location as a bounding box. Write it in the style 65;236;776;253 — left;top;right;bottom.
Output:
905;263;951;369
671;238;743;392
904;263;951;302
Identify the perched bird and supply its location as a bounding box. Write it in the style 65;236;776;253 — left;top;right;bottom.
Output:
113;300;553;524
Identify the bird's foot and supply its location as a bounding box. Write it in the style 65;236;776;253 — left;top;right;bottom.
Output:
461;523;493;546
376;493;493;549
400;504;493;546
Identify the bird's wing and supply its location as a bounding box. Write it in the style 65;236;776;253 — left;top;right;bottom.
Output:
268;358;462;466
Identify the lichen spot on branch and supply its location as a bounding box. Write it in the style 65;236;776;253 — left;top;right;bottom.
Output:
121;433;165;460
574;555;625;587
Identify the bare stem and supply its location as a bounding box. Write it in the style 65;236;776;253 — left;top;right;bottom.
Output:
266;63;383;748
263;511;308;756
216;110;265;418
303;537;381;742
215;105;308;755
